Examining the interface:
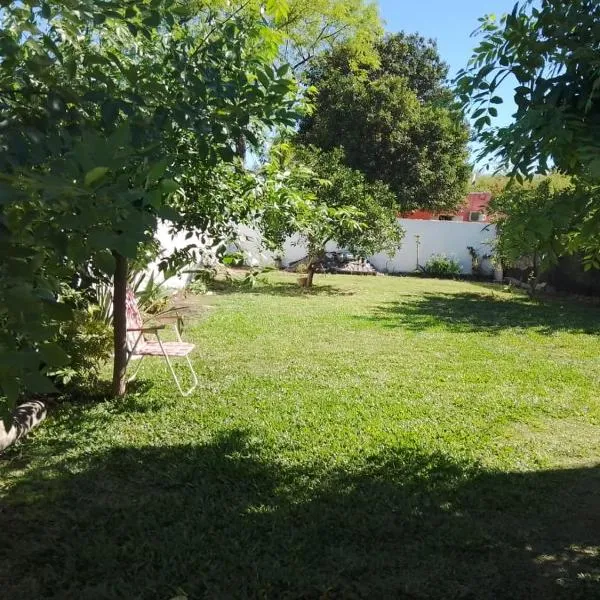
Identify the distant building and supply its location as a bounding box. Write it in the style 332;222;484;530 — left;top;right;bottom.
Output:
403;192;492;222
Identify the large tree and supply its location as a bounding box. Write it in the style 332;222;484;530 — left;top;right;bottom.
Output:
455;0;600;266
0;0;302;409
298;34;471;213
261;144;403;286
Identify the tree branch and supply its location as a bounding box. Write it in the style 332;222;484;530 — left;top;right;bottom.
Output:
189;0;252;61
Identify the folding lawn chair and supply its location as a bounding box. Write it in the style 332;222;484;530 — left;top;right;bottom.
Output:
125;288;198;396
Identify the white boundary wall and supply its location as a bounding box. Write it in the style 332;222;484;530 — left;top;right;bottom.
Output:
153;218;497;286
371;219;496;275
235;219;497;275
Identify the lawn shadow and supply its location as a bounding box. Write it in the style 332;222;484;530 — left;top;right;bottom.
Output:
0;380;168;463
209;280;354;298
2;429;599;599
362;291;600;335
58;379;167;419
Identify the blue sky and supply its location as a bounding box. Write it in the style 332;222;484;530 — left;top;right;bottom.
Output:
377;1;516;80
377;0;519;166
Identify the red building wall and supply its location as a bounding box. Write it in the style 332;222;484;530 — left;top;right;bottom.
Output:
403;192;492;222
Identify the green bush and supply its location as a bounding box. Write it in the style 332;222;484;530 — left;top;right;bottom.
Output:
222;251;245;267
421;254;462;278
186;267;219;295
49;291;112;391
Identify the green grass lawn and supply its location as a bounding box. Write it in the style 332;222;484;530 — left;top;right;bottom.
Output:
2;273;600;599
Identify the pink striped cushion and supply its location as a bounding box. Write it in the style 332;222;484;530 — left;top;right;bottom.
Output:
133;341;195;357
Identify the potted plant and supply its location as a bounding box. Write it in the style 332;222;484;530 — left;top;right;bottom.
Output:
296;262;309;287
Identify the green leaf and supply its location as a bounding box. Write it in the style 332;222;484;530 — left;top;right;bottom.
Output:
84;167;109;187
589;157;600;178
277;64;290;77
1;376;20;405
113;235;139;258
42;301;73;321
39;342;70;367
147;158;171;184
158;205;179;220
160;179;180;194
23;372;58;395
488;107;498;117
142;10;160;27
477;64;495;79
490;96;503;104
94;251;117;275
89;230;116;250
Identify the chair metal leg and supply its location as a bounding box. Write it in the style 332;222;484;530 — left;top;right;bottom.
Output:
155;333;199;397
127;355;145;383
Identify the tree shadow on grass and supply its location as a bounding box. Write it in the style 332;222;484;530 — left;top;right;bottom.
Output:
361;292;600;335
2;429;599;599
1;381;170;464
209;280;354;298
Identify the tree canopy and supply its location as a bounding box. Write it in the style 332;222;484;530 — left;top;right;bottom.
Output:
262;144;403;286
376;33;450;103
0;0;303;408
298;34;471;213
206;0;383;71
456;0;600;270
490;178;578;271
456;0;600;181
278;0;382;71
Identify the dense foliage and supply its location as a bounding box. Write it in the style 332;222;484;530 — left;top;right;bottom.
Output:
0;0;302;412
207;0;383;72
457;1;600;273
490;179;600;274
277;0;382;71
456;0;600;181
263;145;403;286
298;34;471;212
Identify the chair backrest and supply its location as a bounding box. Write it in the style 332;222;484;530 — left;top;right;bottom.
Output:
125;288;144;350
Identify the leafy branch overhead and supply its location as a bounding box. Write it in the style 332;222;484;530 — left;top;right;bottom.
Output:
456;0;600;271
455;0;600;181
0;0;304;409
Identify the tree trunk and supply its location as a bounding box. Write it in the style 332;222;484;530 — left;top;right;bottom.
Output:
306;264;316;287
112;251;129;397
235;134;247;160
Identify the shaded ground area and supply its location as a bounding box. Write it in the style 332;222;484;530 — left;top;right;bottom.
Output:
206;278;355;297
362;288;600;335
2;430;599;599
2;274;600;599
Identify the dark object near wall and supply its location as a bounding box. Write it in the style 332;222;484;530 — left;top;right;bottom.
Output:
288;253;378;275
546;256;600;297
504;255;600;298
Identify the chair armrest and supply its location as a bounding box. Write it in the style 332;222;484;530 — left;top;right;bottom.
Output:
127;325;166;332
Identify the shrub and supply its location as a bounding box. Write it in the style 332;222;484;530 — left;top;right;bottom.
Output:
421;254;462;278
186;266;219;295
467;246;492;279
49;290;112;391
222;251;245;267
